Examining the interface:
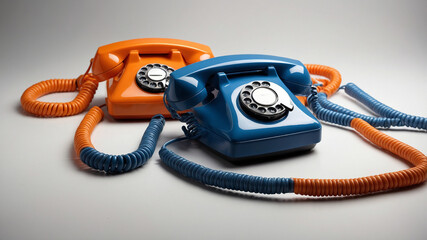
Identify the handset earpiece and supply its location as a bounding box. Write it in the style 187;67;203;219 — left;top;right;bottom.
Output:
91;49;125;81
183;51;212;65
165;73;208;111
281;64;312;96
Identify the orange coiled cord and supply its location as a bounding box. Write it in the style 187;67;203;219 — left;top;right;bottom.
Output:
20;74;99;117
74;106;104;155
296;64;342;105
293;112;427;196
305;64;342;97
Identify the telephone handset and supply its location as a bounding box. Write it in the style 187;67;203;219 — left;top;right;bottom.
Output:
21;38;214;118
165;54;321;160
92;38;213;80
166;54;312;111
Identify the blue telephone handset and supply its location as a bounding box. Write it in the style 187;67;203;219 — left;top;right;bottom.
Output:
165;54;321;160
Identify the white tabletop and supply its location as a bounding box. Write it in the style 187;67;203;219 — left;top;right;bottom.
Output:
1;0;426;239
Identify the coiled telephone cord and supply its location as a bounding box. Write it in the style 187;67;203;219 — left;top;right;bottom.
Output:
159;64;427;196
74;106;165;173
343;83;427;130
20;61;99;117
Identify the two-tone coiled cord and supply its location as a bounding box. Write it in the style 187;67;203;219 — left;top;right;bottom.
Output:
74;106;165;173
159;119;427;196
159;64;427;196
22;61;167;173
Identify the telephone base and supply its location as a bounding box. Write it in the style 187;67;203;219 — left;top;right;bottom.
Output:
200;142;316;163
197;126;321;161
106;99;173;119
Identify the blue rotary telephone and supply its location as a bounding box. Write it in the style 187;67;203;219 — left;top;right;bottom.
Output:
160;54;427;196
164;54;321;160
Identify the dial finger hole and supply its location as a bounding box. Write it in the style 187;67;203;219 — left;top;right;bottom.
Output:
150;82;157;88
252;82;261;87
258;107;266;113
158;82;164;88
154;64;161;68
245;85;253;91
262;82;270;87
242;91;250;97
250;104;258;109
146;64;153;68
243;98;252;104
142;80;149;85
268;107;276;113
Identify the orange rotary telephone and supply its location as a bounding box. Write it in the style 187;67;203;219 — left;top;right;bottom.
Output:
96;38;213;118
21;38;214;118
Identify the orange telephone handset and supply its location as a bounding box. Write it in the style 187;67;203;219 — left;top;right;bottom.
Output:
21;38;214;118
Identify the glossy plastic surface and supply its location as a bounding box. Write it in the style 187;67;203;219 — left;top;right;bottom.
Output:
166;54;321;160
92;38;214;80
167;54;312;111
92;38;214;119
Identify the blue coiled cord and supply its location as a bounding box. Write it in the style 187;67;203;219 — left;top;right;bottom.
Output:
307;86;400;128
307;87;354;126
159;138;294;194
316;92;402;128
344;83;427;130
308;83;427;130
178;112;206;139
159;101;294;194
80;115;165;173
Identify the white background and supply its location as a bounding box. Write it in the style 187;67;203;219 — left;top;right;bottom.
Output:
1;0;426;239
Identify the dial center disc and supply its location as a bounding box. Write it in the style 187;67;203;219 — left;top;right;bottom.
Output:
147;68;167;81
252;87;278;106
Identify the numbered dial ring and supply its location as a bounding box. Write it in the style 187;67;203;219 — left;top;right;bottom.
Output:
135;63;174;93
239;81;294;121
